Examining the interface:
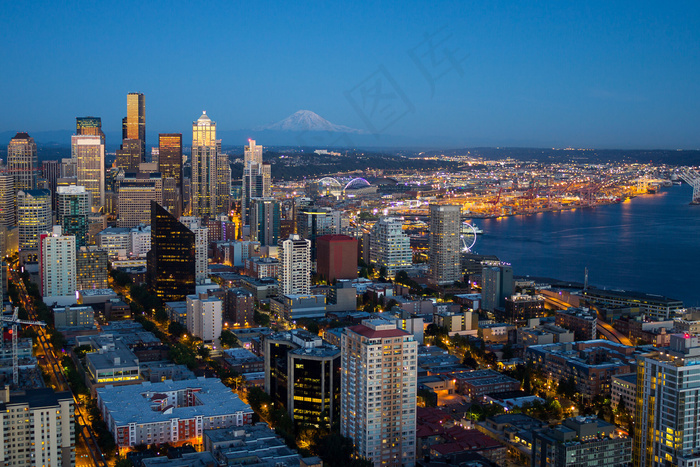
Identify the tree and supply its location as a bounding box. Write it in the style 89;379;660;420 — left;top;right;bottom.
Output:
219;330;239;348
254;310;271;327
314;433;355;467
502;342;515;360
168;321;186;337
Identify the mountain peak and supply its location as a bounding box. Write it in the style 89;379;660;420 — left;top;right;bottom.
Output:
258;110;365;133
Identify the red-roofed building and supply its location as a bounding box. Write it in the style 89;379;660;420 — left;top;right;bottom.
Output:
316;234;358;282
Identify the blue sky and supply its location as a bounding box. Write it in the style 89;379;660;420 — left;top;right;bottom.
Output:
1;0;699;148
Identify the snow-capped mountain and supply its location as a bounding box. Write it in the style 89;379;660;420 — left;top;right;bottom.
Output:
258;110;366;133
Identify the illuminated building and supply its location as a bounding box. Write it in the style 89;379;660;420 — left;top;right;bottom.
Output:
249;197;280;246
147;201;196;302
340;320;417;467
481;262;514;311
316;234;358;282
159;133;183;216
634;334;700;467
186;293;222;344
57;185;91;248
223;288;254;326
263;329;340;429
279;235;310;295
369;217;411;278
118;92;146;164
429;204;461;285
555;307;597;341
117;173;163;228
191;112;230;218
296;207;341;262
116;138;142;172
39;226;76;299
241;139;270;225
178;216;209;284
76;116;104;136
76;246;109;290
96;378;252;450
0;388;75;467
0;174;15;227
17;189;51;251
41;159;61;208
73;133;105;212
7;132;37;191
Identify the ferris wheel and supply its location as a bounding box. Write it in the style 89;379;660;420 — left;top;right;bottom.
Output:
460;221;478;252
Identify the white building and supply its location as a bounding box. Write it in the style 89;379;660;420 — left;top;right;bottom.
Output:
369;217;412;278
278;235;311;295
39;226;76;299
186;293;222;344
130;224;152;257
72;134;105;212
0;388;75;467
56;185;92;221
341;320;417;467
179;216;209;284
97;225;151;259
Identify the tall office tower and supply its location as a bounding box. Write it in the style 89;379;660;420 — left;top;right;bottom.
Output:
76;246;109;290
369;217;412;278
41;160;61;207
316;234;358;282
122;92;145;157
56;185;91;248
159;133;183;216
481;262;514;311
17;189;51;251
279;234;311;295
179;216;209;284
0;174;15;227
429;204;462;285
263;329;341;429
241;139;270;225
7;132;38;191
61;157;77;178
39;226;76;298
116;173;163;227
634;334;700;467
115;139;143;172
191;112;229;218
341;320;418;467
76;116;105;137
296;208;341;262
186;293;222;343
250;198;280;246
72;134;105;212
0;388;75;467
147;201;196;302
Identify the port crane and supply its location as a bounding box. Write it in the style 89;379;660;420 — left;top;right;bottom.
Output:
1;307;46;386
680;169;700;204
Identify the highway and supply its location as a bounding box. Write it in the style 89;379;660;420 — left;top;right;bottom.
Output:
11;270;107;467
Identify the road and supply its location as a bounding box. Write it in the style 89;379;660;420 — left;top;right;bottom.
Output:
12;270;108;467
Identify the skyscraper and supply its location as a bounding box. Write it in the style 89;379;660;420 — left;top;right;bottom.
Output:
250;198;280;246
7;132;37;191
241;139;270;225
147;201;196;302
429;204;462;285
72;134;105;212
76;246;109;290
17;189;51;251
179;216;210;284
296;207;341;262
159;133;183;216
0;174;15;227
116;173;163;228
279;234;311;295
39;226;76;298
76;116;104;137
316;234;358;282
191;112;229;218
369;217;412;278
56;185;90;249
186;293;222;344
41;160;61;208
634;333;700;467
481;262;514;311
341;320;417;467
116;93;145;170
115;139;143;173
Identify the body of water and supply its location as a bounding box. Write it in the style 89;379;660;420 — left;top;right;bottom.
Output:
473;184;700;306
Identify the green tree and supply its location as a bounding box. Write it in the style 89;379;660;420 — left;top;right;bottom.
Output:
254;310;271;327
219;330;239;348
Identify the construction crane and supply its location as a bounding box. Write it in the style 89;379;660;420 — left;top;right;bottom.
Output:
1;307;46;387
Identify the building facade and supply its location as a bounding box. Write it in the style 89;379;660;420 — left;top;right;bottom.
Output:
17;189;51;251
429;204;461;285
249;197;280;246
72;134;105;212
279;235;311;295
159;133;183;217
7;132;37;191
186;293;223;344
191;112;229;218
117;173;163;228
39;226;76;298
316;234;358;282
369;217;412;279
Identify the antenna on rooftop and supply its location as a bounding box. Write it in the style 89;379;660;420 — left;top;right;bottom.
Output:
584;267;589;291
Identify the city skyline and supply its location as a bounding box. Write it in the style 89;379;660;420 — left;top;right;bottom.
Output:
1;1;700;149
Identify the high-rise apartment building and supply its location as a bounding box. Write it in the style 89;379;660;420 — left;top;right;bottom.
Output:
0;174;15;227
179;216;210;284
159;133;183;216
634;333;700;467
429;204;461;285
17;189;51;251
296;208;341;262
56;185;91;248
241;139;270;225
369;217;412;278
147;202;196;302
0;388;75;467
76;246;109;290
72;134;105;212
340;320;417;467
191;112;230;218
279;235;311;295
7;132;37;191
39;226;76;299
186;293;223;344
481;262;514;311
117;173;163;227
250;198;280;246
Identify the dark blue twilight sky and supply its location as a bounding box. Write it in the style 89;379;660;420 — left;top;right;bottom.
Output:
1;0;699;149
